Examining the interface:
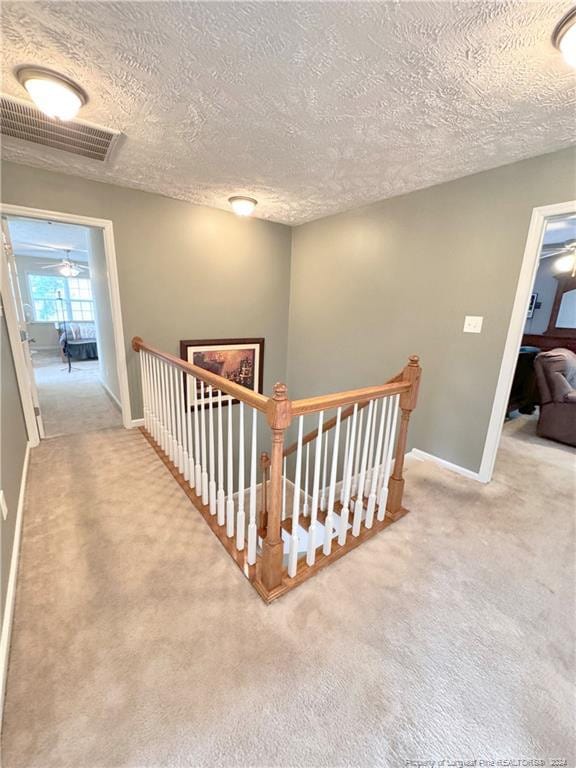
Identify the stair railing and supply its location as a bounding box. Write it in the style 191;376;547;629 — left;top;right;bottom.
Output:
132;336;421;602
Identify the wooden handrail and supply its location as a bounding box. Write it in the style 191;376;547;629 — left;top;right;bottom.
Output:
284;399;367;458
284;379;411;457
132;336;270;413
291;381;410;417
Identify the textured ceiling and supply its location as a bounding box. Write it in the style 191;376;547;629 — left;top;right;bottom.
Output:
1;1;575;225
7;217;90;261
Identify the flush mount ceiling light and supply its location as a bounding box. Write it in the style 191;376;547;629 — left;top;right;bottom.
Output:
555;253;576;276
552;6;576;68
15;66;88;120
228;196;258;217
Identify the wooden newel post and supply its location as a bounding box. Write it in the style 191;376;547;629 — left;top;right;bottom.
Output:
387;355;421;516
261;383;292;591
259;451;271;534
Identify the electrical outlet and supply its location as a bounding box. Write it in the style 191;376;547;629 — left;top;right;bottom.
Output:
0;490;8;521
463;315;483;334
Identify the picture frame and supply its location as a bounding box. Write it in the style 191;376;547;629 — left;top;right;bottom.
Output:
179;337;264;407
527;292;538;319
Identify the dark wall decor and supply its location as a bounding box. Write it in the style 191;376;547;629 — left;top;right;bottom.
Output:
180;338;264;406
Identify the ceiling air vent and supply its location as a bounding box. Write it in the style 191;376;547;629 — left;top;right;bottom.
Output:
0;95;121;162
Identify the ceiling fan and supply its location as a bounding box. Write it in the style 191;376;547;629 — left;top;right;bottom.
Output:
17;241;89;277
541;238;576;278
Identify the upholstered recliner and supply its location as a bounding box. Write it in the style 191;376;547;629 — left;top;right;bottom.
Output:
534;348;576;447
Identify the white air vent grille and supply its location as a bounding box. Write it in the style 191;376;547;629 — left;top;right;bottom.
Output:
0;96;120;161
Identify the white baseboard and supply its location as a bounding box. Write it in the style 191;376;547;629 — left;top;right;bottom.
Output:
130;418;144;428
407;448;485;483
99;377;122;410
0;442;31;729
30;345;59;352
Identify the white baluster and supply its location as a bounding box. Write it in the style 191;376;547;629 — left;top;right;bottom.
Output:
145;353;153;437
288;416;304;577
174;367;184;474
226;398;234;538
169;365;178;463
162;361;170;455
247;408;258;564
340;418;351;503
179;371;189;482
366;397;388;528
162;362;171;458
147;355;155;441
155;357;162;445
351;409;364;498
217;390;226;526
338;404;358;546
186;374;194;487
193;376;202;492
200;380;209;505
302;443;310;518
307;411;324;566
208;385;216;515
319;430;328;512
236;402;245;550
377;394;400;520
353;399;374;536
364;398;378;496
282;457;287;521
139;351;148;432
151;356;159;445
158;361;165;451
323;407;341;556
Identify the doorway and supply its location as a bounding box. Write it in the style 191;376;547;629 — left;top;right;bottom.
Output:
1;207;131;440
480;201;576;482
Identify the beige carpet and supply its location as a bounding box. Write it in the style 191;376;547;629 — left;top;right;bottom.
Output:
32;350;122;438
2;415;574;767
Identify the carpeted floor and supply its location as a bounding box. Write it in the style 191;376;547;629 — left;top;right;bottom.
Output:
2;414;574;767
32;350;122;438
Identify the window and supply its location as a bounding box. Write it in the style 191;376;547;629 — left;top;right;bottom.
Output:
28;274;94;322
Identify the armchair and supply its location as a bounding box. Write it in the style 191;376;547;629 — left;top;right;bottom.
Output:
534;348;576;447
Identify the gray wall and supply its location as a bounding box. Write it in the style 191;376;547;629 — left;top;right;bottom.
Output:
0;303;28;617
1;162;293;420
524;256;558;336
3;148;575;473
287;147;576;473
88;228;120;402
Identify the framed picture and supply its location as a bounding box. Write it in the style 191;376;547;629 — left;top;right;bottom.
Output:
527;292;538;319
179;337;264;407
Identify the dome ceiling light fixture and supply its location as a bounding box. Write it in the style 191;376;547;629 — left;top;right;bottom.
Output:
228;196;258;217
15;66;88;121
552;6;576;68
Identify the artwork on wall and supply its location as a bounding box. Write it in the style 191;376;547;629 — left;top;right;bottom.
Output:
179;337;264;406
527;292;538;319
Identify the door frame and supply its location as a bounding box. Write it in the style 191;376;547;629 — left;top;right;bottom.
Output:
478;199;576;483
0;204;133;430
1;228;41;446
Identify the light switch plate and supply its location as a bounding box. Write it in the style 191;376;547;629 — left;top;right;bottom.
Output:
0;490;8;521
463;315;483;333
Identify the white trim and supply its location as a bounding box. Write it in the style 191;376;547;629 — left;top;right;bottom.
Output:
0;204;133;429
130;418;145;428
30;345;59;352
478;200;576;483
407;448;483;482
99;377;122;410
0;237;40;447
0;442;30;728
